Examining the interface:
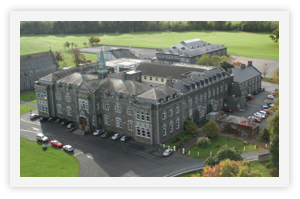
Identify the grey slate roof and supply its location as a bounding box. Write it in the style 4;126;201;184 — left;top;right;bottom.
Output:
20;51;58;72
57;72;98;86
232;65;262;83
137;85;180;100
158;38;227;57
136;62;218;80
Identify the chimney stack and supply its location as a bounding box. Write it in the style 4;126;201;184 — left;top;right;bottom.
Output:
248;61;252;66
241;64;246;69
121;71;127;82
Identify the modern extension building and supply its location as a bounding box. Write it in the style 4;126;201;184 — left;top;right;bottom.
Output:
151;38;227;65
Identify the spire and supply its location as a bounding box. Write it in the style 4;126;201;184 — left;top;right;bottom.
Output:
98;47;106;67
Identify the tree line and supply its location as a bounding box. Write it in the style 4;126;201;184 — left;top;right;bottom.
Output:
20;21;279;35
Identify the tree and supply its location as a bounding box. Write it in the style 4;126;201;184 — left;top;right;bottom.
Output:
220;61;234;72
272;67;279;79
53;51;64;63
197;54;228;67
269;28;279;43
269;113;279;169
204;144;242;166
202;159;262;177
232;61;242;68
196;137;211;148
261;64;269;78
64;41;70;49
70;49;86;66
201;119;220;138
197;54;210;65
184;119;198;137
259;127;270;142
89;37;101;46
71;42;74;48
83;42;87;47
93;37;100;44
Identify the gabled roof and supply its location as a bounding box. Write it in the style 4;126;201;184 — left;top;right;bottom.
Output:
232;65;262;83
137;85;179;100
57;72;98;86
98;77;152;95
20;51;58;72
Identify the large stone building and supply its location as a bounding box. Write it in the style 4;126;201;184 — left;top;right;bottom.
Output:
35;58;237;145
20;50;59;91
151;38;227;65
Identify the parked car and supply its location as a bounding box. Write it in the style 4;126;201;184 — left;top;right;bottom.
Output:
264;109;270;114
259;87;265;92
253;90;258;95
68;127;77;132
30;113;40;120
48;117;59;122
112;133;123;140
101;131;112;138
63;145;73;152
246;94;254;100
93;129;105;136
254;112;265;119
55;118;66;124
252;117;261;123
223;108;233;113
62;120;72;126
163;149;173;157
39;117;49;122
67;123;76;129
259;111;267;117
261;105;269;110
120;135;131;142
268;103;274;108
36;133;48;142
267;95;275;99
50;140;63;147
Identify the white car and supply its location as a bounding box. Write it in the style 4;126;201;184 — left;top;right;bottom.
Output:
267;95;275;99
36;133;48;142
254;112;265;119
259;110;267;117
93;129;105;136
163;149;173;157
63;145;73;152
112;133;123;140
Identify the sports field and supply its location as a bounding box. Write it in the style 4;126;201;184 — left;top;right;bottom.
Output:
20;31;279;67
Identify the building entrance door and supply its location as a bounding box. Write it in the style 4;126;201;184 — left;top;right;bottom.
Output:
80;117;87;131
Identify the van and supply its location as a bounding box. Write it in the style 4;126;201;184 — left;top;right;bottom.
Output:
36;133;48;142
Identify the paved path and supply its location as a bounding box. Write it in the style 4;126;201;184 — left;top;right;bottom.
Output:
20;100;37;108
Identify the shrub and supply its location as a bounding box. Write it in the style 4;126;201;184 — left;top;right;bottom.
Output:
270;168;279;177
201;119;220;138
259;127;270;142
265;162;273;169
215;143;221;148
196;137;211;148
243;141;248;145
175;142;182;149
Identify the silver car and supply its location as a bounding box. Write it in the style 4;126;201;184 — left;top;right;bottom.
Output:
112;133;123;140
254;112;265;119
93;129;105;136
36;133;48;142
163;149;173;157
63;145;73;152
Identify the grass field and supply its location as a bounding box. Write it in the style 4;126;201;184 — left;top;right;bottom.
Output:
20;92;37;103
20;31;279;67
20;138;80;177
185;136;265;159
20;104;36;115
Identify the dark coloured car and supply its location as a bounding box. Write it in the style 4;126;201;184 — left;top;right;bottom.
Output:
253;90;258;95
224;108;233;113
101;131;112;138
48;117;59;122
55;118;66;124
259;87;265;92
62;120;72;126
39;117;49;122
30;114;40;120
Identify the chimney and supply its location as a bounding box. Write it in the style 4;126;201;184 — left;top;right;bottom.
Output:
241;64;246;69
121;71;127;82
248;61;252;66
166;76;173;87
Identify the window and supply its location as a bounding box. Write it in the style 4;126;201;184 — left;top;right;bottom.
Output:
208;90;211;99
147;129;151;138
137;127;140;136
220;99;223;106
163;124;166;136
142;128;146;137
169;121;173;133
146;113;150;122
66;106;72;116
220;85;223;93
57;104;62;114
92;116;96;126
225;84;228;90
199;94;202;102
103;102;109;110
141;112;145;121
115;103;121;113
169;109;173;117
176;118;180;129
128;120;133;131
144;76;147;80
189;99;192;107
213;89;215;96
37;91;40;98
96;102;100;110
213;104;217;111
127;106;132;115
116;117;122;128
56;92;61;100
79;99;89;112
104;115;110;125
162;111;166;120
150;77;152;81
136;111;140;120
65;92;71;102
195;96;198;104
155;77;158;81
161;78;164;82
43;94;47;100
176;106;179;114
204;92;207;100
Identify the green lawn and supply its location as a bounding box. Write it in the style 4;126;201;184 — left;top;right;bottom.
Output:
186;136;265;159
20;138;80;177
262;77;279;84
21;31;279;68
20;92;37;103
20;104;36;115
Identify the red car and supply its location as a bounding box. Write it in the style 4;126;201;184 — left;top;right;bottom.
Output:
259;87;265;92
224;108;233;113
50;140;63;147
264;109;270;114
252;117;261;123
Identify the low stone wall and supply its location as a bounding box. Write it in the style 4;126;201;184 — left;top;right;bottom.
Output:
258;153;270;162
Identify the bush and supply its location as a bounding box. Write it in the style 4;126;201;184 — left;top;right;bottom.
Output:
259;127;270;142
243;141;249;145
215;143;221;148
172;137;181;143
270;168;279;177
204;155;219;166
196;137;211;148
175;142;182;149
265;162;273;169
201;119;220;138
